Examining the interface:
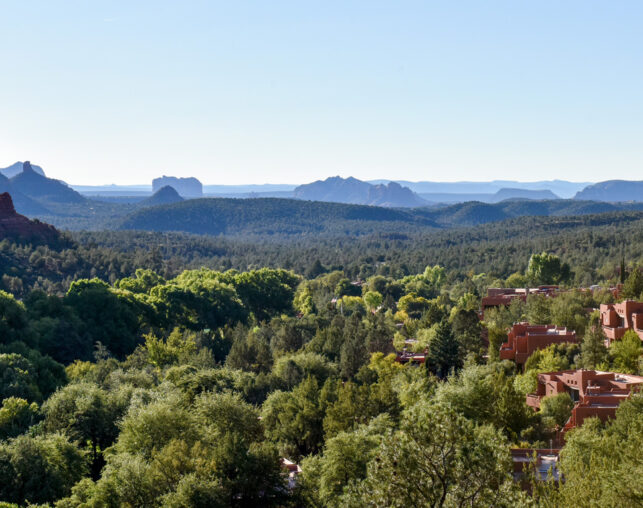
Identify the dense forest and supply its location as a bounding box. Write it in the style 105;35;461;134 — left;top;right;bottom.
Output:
0;209;642;506
3;210;642;297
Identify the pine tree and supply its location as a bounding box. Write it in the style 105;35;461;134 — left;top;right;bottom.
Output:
622;267;643;299
340;314;367;379
620;254;626;284
580;312;607;369
581;324;608;369
427;319;461;379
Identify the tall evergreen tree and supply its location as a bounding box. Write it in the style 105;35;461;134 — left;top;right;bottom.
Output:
622;267;643;299
427;319;461;379
581;323;608;370
340;314;368;379
620;253;626;284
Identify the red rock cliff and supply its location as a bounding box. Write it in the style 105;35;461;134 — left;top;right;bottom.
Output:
0;192;60;243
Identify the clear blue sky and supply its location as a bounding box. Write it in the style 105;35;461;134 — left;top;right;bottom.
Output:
2;1;642;185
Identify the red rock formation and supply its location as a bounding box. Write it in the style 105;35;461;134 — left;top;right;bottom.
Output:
0;192;60;243
0;192;15;215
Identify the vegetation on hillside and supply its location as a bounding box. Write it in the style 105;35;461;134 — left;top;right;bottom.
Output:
0;223;641;506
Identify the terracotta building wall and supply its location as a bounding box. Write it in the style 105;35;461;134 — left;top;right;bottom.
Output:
600;301;643;343
500;323;576;367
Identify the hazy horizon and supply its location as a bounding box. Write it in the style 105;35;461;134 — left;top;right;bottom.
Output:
3;1;643;185
1;161;597;188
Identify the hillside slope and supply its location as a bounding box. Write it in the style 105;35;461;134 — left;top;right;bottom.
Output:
419;199;643;226
115;196;643;236
140;186;184;207
118;197;437;236
0;174;51;215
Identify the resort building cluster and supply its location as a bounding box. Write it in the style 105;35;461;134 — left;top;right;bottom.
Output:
394;285;643;481
475;286;643;485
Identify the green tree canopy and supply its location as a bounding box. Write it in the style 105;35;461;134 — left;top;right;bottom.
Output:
64;278;142;359
609;330;642;374
622;267;643;299
341;402;525;507
0;397;39;440
526;252;572;285
0;433;87;505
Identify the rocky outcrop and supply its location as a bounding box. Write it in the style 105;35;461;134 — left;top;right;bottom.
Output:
367;182;427;207
294;176;427;207
0;161;46;178
0;193;60;243
0;192;16;215
152;176;203;198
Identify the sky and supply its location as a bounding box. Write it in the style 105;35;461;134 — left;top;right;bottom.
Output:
1;1;643;185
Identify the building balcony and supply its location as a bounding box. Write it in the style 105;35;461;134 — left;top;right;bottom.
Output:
602;326;625;341
526;394;541;409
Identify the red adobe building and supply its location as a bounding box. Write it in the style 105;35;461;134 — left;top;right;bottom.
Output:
395;349;427;365
481;286;560;315
599;301;643;344
526;370;643;432
500;323;577;369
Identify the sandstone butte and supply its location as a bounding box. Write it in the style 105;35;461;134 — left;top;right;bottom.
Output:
0;192;60;243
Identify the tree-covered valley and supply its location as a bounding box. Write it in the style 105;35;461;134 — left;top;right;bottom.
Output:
6;0;643;504
0;207;642;507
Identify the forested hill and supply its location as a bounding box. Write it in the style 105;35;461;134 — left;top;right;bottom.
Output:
118;197;438;236
115;196;643;235
420;199;643;226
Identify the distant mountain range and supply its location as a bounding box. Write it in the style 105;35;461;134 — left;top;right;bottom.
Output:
0;161;87;215
294;176;427;208
0;161;46;178
370;179;590;199
2;160;643;236
55;168;643;205
418;188;560;204
292;177;566;206
70;178;598;204
574;180;643;202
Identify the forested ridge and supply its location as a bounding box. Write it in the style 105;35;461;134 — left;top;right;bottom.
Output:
116;197;643;234
2;210;642;297
0;211;642;506
22;188;643;233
